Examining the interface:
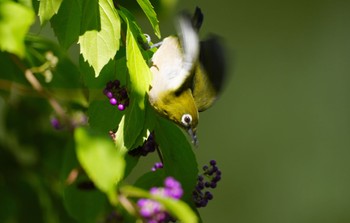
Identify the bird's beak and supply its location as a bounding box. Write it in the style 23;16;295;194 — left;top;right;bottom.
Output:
187;128;198;146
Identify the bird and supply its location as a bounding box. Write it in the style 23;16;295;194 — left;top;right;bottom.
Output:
148;7;227;145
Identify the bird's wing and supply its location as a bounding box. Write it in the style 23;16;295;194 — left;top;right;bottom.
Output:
192;35;228;112
150;13;200;94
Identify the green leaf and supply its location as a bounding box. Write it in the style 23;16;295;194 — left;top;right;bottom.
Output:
115;9;152;149
38;0;63;24
74;127;125;204
78;0;120;76
156;196;198;223
80;0;100;33
134;169;165;189
0;1;34;58
51;0;82;48
155;117;199;206
136;0;161;38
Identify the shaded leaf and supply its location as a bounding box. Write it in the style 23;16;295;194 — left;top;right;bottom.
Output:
51;0;82;48
155;117;198;206
78;0;120;76
80;0;100;33
136;0;161;38
0;1;34;57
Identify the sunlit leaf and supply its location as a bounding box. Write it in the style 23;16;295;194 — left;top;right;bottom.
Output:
0;1;34;58
136;0;161;38
62;141;108;223
74;127;125;204
78;0;120;76
38;0;63;24
156;196;198;223
115;8;152;149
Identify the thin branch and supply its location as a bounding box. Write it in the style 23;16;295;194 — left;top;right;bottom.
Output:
10;55;69;125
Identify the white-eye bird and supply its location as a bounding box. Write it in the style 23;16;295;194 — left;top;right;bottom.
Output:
148;7;227;145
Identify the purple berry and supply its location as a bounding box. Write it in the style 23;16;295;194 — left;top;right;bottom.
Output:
106;91;113;98
202;165;209;171
109;98;118;106
50;118;61;130
210;160;217;166
117;104;125;111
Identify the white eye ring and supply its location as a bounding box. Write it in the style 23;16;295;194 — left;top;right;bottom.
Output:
181;114;192;127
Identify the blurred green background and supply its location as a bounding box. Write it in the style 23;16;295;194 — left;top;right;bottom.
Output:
2;0;350;222
170;0;350;222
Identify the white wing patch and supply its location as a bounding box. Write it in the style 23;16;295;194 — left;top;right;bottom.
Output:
149;15;199;100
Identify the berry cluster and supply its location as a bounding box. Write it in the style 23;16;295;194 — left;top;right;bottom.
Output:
193;160;222;208
137;177;182;223
151;162;164;172
103;80;129;111
129;132;157;157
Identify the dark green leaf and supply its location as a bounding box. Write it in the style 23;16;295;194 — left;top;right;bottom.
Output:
134;169;165;189
136;0;161;38
51;0;82;48
155;117;199;206
80;0;100;33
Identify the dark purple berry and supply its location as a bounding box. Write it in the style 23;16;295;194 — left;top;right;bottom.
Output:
106;91;113;98
205;192;213;200
107;81;113;89
51;118;61;130
213;175;221;182
198;175;204;182
210;160;216;166
113;80;120;88
202;165;209;171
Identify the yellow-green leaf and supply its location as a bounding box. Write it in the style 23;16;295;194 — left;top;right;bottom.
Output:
74;127;125;204
78;0;120;77
115;8;152;149
0;1;34;57
38;0;63;24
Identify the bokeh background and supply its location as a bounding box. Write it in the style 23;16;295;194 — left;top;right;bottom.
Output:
169;0;350;222
2;0;350;222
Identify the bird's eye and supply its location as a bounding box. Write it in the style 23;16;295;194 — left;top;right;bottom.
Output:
181;114;192;127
